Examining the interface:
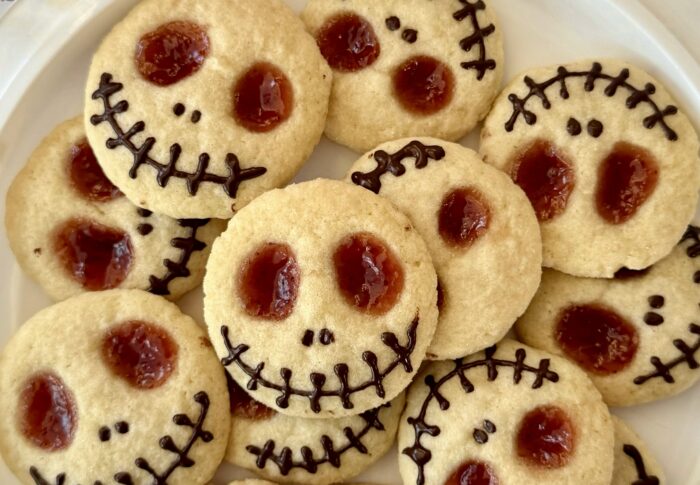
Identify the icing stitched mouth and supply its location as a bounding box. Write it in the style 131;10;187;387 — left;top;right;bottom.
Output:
219;316;419;413
633;323;700;385
453;0;497;80
622;443;661;485
90;73;267;199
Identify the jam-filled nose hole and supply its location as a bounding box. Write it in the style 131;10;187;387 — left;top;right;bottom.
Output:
438;187;491;248
238;242;300;320
445;460;500;485
135;20;210;86
316;12;380;72
392;55;455;115
233;62;294;133
333;232;404;315
516;405;576;469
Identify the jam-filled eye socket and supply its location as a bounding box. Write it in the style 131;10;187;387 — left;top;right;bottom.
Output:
393;55;455;115
233;62;294;133
226;373;276;420
316;13;380;72
333;232;404;315
438;187;491;248
69;139;123;202
135;20;210;86
516;405;576;469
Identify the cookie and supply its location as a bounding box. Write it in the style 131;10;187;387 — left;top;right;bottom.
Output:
347;138;541;359
611;416;664;485
204;179;438;418
398;339;614;485
0;290;230;485
228;481;277;485
85;0;331;219
225;376;404;484
4;117;224;301
515;226;700;406
301;0;503;152
480;59;700;277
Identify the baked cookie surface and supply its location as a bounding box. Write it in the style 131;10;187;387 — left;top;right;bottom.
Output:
516;226;700;406
0;290;230;485
480;59;700;277
302;0;503;152
398;339;614;485
225;377;404;484
347;137;541;359
5;117;223;301
85;0;331;219
204;179;438;418
611;416;665;485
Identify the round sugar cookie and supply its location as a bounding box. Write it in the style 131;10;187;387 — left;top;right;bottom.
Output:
85;0;331;219
347;137;541;359
0;290;230;485
5;117;224;301
480;59;700;277
398;339;614;485
204;179;438;418
611;417;665;485
302;0;503;152
516;226;700;406
225;376;404;484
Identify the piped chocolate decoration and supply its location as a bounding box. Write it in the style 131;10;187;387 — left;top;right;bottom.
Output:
147;218;210;296
648;295;664;308
472;419;496;444
587;119;604;137
566;117;582;136
351;140;446;194
402;29;418;43
401;344;559;485
386;16;401;31
614;267;650;279
634;323;700;385
504;62;679;141
452;0;497;80
643;312;664;326
680;225;700;258
137;224;154;236
302;330;314;347
137;208;153;217
623;443;661;485
246;403;390;475
28;468;66;485
190;110;201;123
115;421;129;434
220;316;419;413
173;104;185;116
99;426;111;442
90;73;267;198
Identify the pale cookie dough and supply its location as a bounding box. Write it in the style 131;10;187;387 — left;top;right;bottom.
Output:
398;339;614;485
480;59;700;277
611;416;665;485
204;179;438;418
347;137;541;359
302;0;503;152
5;117;224;301
516;226;700;406
226;375;404;484
0;290;230;485
85;0;331;219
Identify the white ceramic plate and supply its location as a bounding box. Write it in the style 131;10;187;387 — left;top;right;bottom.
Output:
1;0;699;484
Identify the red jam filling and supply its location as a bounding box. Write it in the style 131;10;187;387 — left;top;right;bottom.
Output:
69;140;122;202
102;321;178;389
333;232;404;315
135;20;209;86
226;373;275;420
316;13;380;72
238;243;300;320
233;62;294;132
393;56;455;115
511;140;575;222
595;142;659;224
439;187;491;248
445;460;500;485
555;303;639;374
516;405;575;468
53;218;133;291
19;372;77;451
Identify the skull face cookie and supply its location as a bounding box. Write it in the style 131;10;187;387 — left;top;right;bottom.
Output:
480;60;700;277
85;0;331;219
204;179;438;418
4;117;224;302
225;376;404;484
301;0;503;152
398;340;614;485
516;227;700;406
347;138;542;360
611;417;664;485
0;290;230;485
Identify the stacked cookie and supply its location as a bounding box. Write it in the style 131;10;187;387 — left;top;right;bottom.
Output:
1;0;699;484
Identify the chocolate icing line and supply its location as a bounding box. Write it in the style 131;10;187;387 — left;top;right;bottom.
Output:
633;323;700;385
246;403;391;475
220;316;419;413
504;62;679;141
623;444;660;485
452;0;497;79
147;218;210;296
90;73;267;198
351;140;446;194
680;225;700;259
401;345;559;485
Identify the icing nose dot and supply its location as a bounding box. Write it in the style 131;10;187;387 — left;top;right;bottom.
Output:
392;55;455;115
233;62;294;133
316;13;380;72
516;405;576;468
438;187;491;248
69;139;122;202
135;20;209;86
102;321;178;389
19;372;77;451
445;460;500;485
